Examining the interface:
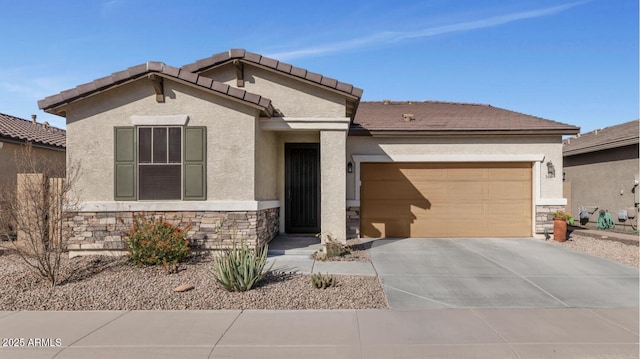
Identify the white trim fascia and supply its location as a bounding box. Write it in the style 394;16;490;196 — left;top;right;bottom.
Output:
73;200;280;212
259;117;350;131
535;198;567;206
130;115;189;126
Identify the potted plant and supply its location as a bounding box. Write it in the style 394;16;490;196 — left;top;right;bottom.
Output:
552;210;573;242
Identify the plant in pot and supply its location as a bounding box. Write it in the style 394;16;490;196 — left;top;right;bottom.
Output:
552;210;573;242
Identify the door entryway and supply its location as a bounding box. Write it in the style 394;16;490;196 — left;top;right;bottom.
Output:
285;143;320;233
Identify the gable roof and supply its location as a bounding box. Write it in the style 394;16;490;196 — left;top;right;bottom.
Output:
563;119;639;156
182;49;363;99
351;101;580;135
38;62;274;117
0;113;66;149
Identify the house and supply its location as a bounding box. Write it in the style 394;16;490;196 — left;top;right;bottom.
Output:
0;112;66;198
563;120;639;231
37;49;579;256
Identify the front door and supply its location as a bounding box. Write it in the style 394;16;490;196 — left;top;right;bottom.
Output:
285;143;320;233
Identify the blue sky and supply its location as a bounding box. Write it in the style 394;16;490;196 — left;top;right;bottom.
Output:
1;0;637;133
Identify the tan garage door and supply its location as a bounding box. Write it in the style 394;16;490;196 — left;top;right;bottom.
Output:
360;162;532;238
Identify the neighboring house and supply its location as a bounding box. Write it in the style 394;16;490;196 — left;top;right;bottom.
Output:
563;120;639;231
0;112;66;197
37;49;579;256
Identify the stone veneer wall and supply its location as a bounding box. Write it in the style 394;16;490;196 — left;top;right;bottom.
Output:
65;208;279;255
535;205;565;234
346;206;360;238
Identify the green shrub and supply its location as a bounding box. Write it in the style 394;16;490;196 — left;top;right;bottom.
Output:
123;213;191;270
211;240;272;292
311;272;336;289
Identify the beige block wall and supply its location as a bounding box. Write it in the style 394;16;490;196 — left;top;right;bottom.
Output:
201;64;347;117
0;141;65;191
346;135;565;200
65;78;260;203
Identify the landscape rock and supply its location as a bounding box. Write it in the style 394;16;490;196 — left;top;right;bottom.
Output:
173;284;195;292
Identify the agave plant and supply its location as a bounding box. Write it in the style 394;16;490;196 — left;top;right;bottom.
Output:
310;272;336;289
211;240;272;292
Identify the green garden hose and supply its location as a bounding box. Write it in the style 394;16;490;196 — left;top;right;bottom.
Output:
597;210;615;229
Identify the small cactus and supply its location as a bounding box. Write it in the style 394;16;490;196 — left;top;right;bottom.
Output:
311;272;336;289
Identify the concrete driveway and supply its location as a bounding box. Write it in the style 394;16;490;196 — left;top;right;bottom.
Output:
369;237;639;309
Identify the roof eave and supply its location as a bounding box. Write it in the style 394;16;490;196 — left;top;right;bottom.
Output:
38;72;152;117
39;69;274;118
194;58;363;112
564;137;639;156
0;135;66;150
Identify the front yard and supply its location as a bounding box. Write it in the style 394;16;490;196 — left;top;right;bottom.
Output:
0;249;386;311
1;232;636;311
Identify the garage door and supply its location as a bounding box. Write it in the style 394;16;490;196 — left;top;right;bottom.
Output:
360;162;532;238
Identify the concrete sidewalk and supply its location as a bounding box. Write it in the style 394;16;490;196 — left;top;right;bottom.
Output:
266;236;378;276
1;308;637;358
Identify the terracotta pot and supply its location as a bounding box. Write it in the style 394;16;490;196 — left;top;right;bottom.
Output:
553;218;567;242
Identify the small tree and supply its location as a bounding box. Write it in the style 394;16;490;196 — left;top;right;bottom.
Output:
0;144;79;286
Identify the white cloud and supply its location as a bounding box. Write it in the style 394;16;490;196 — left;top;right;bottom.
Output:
267;1;590;60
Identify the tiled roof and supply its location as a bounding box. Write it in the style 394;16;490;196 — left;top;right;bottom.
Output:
0;113;66;148
351;101;580;134
563;119;639;156
38;62;274;116
182;49;364;98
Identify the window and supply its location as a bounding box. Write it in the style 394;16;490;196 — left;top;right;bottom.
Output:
138;126;182;200
114;126;206;201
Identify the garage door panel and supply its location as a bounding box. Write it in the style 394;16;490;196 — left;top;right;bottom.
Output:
446;167;488;180
362;200;429;218
411;219;488;238
403;167;446;180
362;181;442;200
363;220;413;238
361;162;532;238
449;182;488;200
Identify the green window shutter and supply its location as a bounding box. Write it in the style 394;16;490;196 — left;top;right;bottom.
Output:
183;127;206;200
114;127;136;200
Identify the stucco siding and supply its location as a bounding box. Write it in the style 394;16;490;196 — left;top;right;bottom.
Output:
0;141;65;191
321;130;347;242
346;135;564;201
201;64;347;117
254;127;278;200
65;78;258;203
564;144;639;229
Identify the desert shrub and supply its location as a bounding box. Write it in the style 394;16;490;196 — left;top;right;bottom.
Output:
0;144;79;286
211;240;272;292
313;233;350;261
311;272;336;289
123;213;191;270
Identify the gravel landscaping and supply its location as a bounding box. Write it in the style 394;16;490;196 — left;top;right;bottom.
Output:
0;249;387;311
546;232;639;268
1;232;636;311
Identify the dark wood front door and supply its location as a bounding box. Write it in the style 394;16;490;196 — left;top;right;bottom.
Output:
285;143;320;233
